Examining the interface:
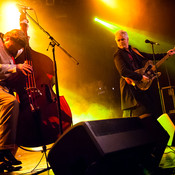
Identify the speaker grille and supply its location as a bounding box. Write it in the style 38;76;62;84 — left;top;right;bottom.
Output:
86;118;142;136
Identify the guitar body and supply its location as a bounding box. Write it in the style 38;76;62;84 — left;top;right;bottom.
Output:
124;60;161;91
123;48;174;90
135;60;161;90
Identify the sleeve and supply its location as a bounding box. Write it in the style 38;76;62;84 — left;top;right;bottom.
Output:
0;38;18;81
114;51;142;81
140;52;166;60
0;64;17;80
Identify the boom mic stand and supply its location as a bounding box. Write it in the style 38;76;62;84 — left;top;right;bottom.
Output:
20;9;79;175
23;10;79;133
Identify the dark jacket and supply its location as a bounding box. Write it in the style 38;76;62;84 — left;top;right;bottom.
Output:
114;46;166;110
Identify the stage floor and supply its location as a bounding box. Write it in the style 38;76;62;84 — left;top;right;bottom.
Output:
1;145;175;175
2;145;54;175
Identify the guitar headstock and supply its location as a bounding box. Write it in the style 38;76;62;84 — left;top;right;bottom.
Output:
167;46;175;56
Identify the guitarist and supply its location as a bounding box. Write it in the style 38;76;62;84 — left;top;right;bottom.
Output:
114;30;175;118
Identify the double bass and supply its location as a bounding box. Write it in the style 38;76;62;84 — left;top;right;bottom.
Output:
13;11;72;147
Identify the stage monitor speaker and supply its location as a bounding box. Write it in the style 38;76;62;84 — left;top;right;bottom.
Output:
157;113;175;146
48;117;169;175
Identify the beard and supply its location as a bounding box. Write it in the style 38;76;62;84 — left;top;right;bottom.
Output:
5;46;18;57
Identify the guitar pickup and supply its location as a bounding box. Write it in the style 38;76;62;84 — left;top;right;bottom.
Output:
145;65;152;73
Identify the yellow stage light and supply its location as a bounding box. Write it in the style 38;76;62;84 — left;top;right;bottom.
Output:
94;17;119;33
1;3;20;32
101;0;117;8
94;17;172;53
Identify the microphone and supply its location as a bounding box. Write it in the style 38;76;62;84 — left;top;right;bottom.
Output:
16;4;33;10
145;39;160;45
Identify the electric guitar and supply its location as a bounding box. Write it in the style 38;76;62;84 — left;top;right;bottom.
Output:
123;52;173;91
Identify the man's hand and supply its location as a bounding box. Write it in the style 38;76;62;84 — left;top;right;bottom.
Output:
16;63;33;76
167;48;175;56
141;75;149;83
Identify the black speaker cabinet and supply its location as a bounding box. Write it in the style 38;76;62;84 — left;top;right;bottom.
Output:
48;117;169;175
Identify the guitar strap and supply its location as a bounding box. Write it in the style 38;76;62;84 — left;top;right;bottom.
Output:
131;47;145;58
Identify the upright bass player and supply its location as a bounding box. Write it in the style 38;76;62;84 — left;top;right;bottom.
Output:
0;29;32;172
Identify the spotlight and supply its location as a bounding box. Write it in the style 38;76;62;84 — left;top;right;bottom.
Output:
2;3;20;31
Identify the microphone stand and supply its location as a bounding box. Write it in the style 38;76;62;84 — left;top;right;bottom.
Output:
22;10;79;175
23;10;79;131
150;43;165;114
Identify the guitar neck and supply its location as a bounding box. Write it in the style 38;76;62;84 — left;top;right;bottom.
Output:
152;54;169;71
